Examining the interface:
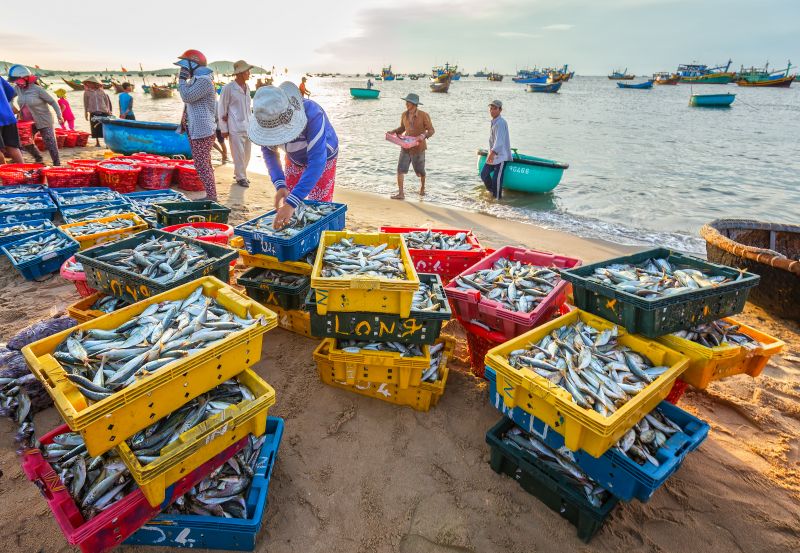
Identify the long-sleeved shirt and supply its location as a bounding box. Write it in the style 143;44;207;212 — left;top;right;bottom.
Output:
217;81;250;134
262;99;338;208
15;84;62;129
83;89;112;115
489;115;512;164
391;108;434;155
0;77;16;125
57;98;75;121
178;71;217;139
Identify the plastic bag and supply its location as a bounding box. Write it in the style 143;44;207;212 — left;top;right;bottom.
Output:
6;315;77;351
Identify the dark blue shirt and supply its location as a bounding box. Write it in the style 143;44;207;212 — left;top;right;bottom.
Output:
0;77;18;126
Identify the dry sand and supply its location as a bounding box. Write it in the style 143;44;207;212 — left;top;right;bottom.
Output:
0;151;798;553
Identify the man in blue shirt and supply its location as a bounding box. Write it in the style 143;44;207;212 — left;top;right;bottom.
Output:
482;99;512;200
0;75;24;163
118;83;135;120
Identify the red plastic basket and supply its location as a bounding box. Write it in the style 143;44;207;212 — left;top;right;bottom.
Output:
462;319;507;379
67;160;102;186
0;163;45;185
665;379;688;405
44;166;95;188
64;132;79;148
17;121;35;146
138;162;176;190
54;132;67;149
75;132;90;147
96;161;142;193
34;134;46;152
444;246;582;341
130;153;168;162
176;163;204;191
21;423;248;553
161;222;234;245
60;256;96;297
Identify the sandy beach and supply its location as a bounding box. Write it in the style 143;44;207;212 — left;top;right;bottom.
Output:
0;150;798;553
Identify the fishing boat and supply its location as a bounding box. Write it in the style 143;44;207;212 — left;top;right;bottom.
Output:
547;64;574;82
61;77;85;91
689;92;735;107
700;219;800;320
677;60;735;84
141;84;151;94
395;75;405;81
380;66;395;81
432;63;458;80
474;69;489;78
375;76;383;81
654;72;680;85
617;80;654;89
476;149;568;193
526;81;562;93
150;85;173;99
101;118;192;157
409;74;419;80
737;61;795;87
430;78;450;93
487;72;504;82
513;68;547;84
350;87;380;99
608;68;635;80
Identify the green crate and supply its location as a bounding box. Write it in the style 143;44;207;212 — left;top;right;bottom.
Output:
559;248;760;337
153;201;231;227
238;266;310;310
76;229;238;303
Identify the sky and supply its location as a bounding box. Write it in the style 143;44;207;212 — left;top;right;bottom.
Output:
1;0;797;75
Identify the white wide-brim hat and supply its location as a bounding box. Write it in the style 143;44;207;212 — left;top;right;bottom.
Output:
248;81;307;147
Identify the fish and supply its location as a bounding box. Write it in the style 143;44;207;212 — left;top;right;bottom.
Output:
62;205;132;224
401;230;475;251
90;295;130;314
320;239;406;279
421;341;446;382
614;408;683;466
127;191;189;225
56;190;121;207
244;268;309;288
4;232;72;264
337;339;424;358
588;258;734;298
0;220;50;238
171;226;224;239
238;201;339;237
671;319;761;349
64;217;138;237
412;280;444;312
0;200;52;212
62;258;84;273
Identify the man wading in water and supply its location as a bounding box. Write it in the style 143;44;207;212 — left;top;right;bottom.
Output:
388;93;434;200
481;99;511;200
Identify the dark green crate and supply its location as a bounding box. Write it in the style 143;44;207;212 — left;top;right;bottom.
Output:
559;247;760;337
306;273;451;345
153;201;231;227
76;229;238;303
238;266;310;310
486;417;618;543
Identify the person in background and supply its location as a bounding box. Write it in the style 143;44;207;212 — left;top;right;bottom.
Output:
118;83;135;120
175;49;219;200
82;76;112;147
54;89;75;130
218;60;253;187
255;78;264;89
299;76;311;98
0;74;24;164
9;65;63;165
367;78;374;89
481;99;512;200
247;82;339;229
213;127;228;163
387;93;434;200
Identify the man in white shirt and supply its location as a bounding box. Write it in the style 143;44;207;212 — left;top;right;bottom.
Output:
482;99;512;200
218;60;253;187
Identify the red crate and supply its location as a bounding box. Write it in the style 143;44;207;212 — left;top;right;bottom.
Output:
17;121;35;146
21;424;248;553
34;134;46;151
444;246;581;341
379;226;488;282
462;319;507;378
60;256;97;297
96;161;141;194
44;167;95;188
64;132;79;148
54;132;67;149
665;379;688;405
138;162;176;190
161;222;234;245
176;163;204;191
0;163;44;184
75;132;90;147
67;160;102;186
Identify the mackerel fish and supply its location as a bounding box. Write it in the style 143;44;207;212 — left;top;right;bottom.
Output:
5;232;72;263
0;220;50;238
454;257;561;313
422;341;446;382
239;201;339;236
402;229;476;251
672;319;761;349
506;320;669;417
244;267;309;288
90;295;130;314
321;239;406;279
172;226;224;239
53;285;263;402
63;257;84;273
57;190;120;207
337;339;424;358
128;191;188;224
63;205;131;224
0;199;51;212
413;280;444;312
65;217;137;237
615;408;683;466
1;185;43;193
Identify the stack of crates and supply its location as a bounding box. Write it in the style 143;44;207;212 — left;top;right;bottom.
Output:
309;230;454;412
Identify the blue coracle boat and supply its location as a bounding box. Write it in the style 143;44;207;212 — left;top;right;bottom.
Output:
690;93;735;107
101;118;192;157
526;81;562;93
617;80;654;89
477;149;568;193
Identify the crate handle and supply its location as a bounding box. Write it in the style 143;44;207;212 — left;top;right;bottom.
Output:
187;215;207;223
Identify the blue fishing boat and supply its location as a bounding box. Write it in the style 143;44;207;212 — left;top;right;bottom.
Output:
380;66;395;81
513;68;548;84
617;80;654;89
350;87;380;99
526;81;562;93
477;149;568;193
101;118;192;157
689;93;735;107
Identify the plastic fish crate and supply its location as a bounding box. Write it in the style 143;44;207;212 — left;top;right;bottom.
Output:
153;200;231;227
314;338;453;412
61;255;97;297
1;228;80;281
0;218;55;247
325;337;431;389
60;201;134;224
307;273;451;345
22;276;277;457
124;417;284;551
486;417;619;543
67;291;113;323
461;318;508;379
234;200;347;261
76;229;238;304
558;248;761;338
379;226;488;282
655;317;785;389
50;187;124;209
161;222;234;245
486;367;709;502
444;246;581;341
231;236;314;275
21;423;249;553
266;302;313;338
311;231;420;317
59;213;148;250
0;191;58;223
238;266;310;310
484;309;689;458
116;369;276;506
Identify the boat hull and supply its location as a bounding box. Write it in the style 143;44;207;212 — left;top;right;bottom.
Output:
689;93;735;107
350;88;380;99
150;86;173;99
680;73;735;84
513;76;547;84
102;119;192;157
737;75;795;87
608;75;635;80
526;82;562;93
62;78;84;91
477;151;567;193
617;81;654;89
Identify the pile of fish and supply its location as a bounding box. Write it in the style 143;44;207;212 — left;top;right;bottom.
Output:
338;339;424;358
244;268;309;288
320;239;406;279
412;280;443;312
506;321;669;416
53;286;262;401
62;257;84;273
91;236;220;285
89;295;130;314
128;192;188;225
239;201;339;237
98;162;138;171
171;226;224;239
615;410;683;466
164;434;265;518
503;425;610;508
56;190;120;207
64;217;138;238
403;230;476;251
0;220;50;239
0;195;52;212
126;379;254;465
1;185;43;193
454;257;561;313
63;205;131;224
588;257;737;298
5;232;73;264
422;341;446;382
672;319;761;349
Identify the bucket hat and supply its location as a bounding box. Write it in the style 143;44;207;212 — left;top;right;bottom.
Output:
248;82;307;146
233;60;254;75
401;93;422;105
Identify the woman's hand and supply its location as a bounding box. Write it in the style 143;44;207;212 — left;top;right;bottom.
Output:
272;203;295;230
58;117;65;126
274;187;288;210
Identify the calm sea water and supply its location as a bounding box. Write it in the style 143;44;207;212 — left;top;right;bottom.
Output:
50;75;800;252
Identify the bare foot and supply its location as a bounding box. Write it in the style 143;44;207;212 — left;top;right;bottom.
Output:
390;193;405;200
419;187;426;196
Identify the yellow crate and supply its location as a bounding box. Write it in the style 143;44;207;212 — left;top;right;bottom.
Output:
325;337;431;389
485;309;689;458
116;368;275;507
266;303;313;339
67;291;109;323
59;212;148;250
310;231;419;317
231;236;313;275
22;277;277;457
314;337;454;411
655;317;784;389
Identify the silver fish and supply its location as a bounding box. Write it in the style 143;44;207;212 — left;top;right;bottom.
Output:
672;319;761;349
320;239;406;279
589;258;734;298
0;220;50;238
402;229;475;251
337;339;424;358
239;201;339;237
62;205;132;224
5;232;72;264
57;190;121;207
64;217;138;237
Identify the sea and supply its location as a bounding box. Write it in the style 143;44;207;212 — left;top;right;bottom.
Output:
49;75;800;253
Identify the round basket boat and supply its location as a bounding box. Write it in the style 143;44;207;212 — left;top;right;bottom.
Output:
477;149;568;193
700;219;800;321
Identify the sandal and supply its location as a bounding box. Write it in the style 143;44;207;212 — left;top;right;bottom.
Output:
390;193;405;200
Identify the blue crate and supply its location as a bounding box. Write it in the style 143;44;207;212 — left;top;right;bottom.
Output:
1;185;47;193
0;192;58;223
125;417;285;551
1;228;80;281
126;189;189;203
50;187;125;209
234;200;347;261
485;367;709;502
60;200;133;223
0;218;56;247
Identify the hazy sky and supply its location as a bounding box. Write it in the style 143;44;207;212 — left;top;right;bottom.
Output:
2;0;797;74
